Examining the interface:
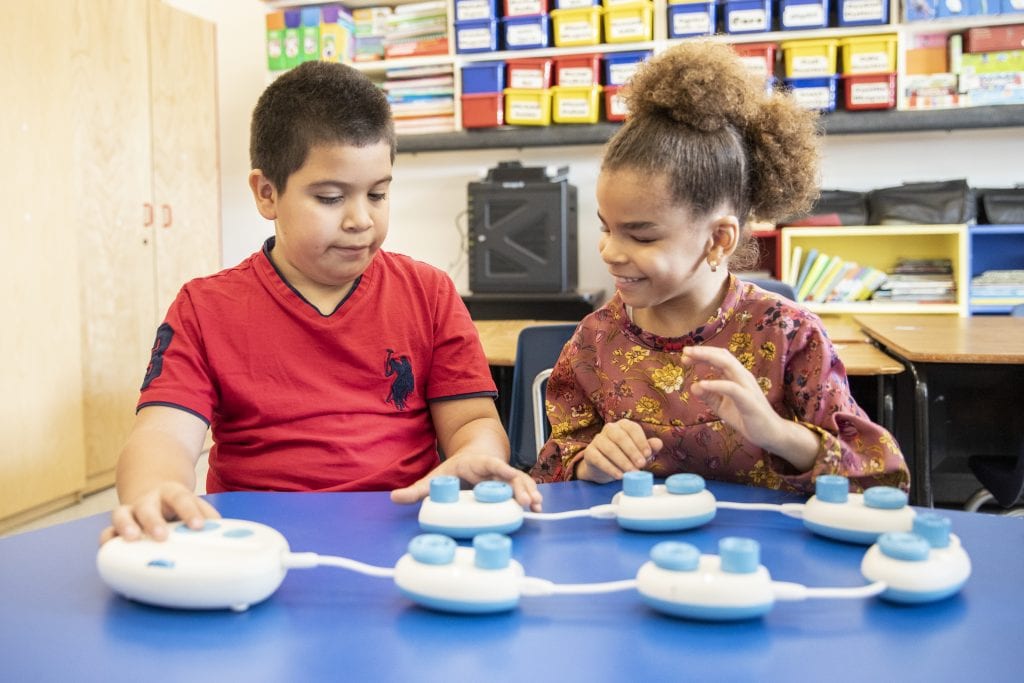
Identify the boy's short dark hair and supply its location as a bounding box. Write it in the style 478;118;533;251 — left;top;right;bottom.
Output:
250;61;396;192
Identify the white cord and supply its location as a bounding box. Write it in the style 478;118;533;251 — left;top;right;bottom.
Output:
716;501;806;519
772;580;887;601
522;504;618;521
285;552;395;578
518;576;638;596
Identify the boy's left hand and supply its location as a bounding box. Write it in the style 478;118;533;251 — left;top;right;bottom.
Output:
391;453;543;512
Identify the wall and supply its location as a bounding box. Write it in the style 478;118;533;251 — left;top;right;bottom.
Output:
165;2;1024;300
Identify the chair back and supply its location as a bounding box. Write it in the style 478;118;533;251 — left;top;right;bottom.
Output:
740;276;797;301
508;324;577;470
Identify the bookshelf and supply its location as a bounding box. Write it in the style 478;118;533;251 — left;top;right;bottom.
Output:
779;225;969;316
967;224;1024;315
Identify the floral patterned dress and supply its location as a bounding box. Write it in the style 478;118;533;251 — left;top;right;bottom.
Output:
530;276;910;494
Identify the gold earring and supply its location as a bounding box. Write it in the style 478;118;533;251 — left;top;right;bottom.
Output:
708;257;718;273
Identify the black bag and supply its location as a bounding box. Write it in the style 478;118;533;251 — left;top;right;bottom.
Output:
977;187;1024;224
782;189;868;226
868;179;976;225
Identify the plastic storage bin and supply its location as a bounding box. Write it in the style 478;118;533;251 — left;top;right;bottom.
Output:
604;85;629;121
456;0;500;21
550;7;603;47
551;85;603;123
603;50;652;86
462;93;505;127
504;88;553;125
780;38;839;78
462;61;506;94
785;76;838;111
555;53;602;86
556;0;601;6
842;73;896;110
507;58;554;89
779;0;830;30
668;2;717;38
502;14;551;49
837;0;889;26
603;2;654;43
838;34;897;75
723;0;773;34
733;42;777;80
504;0;548;16
455;20;500;53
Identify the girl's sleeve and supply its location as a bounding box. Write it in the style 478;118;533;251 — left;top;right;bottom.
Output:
780;324;910;493
529;336;603;483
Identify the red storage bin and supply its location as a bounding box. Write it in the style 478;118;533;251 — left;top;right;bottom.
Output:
461;93;505;127
732;42;778;80
604;84;628;122
554;53;602;86
843;73;896;110
507;57;553;89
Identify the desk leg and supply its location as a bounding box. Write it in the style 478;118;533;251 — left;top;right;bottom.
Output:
873;345;932;508
878;374;895;435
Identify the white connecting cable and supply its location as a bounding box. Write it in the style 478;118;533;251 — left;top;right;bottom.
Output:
284;552;396;578
716;501;806;519
522;504;618;521
518;577;638;597
771;580;887;601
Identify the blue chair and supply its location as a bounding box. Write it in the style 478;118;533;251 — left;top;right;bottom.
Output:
507;324;577;471
739;276;797;301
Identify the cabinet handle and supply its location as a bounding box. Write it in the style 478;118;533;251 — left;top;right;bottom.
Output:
161;204;173;229
143;202;154;227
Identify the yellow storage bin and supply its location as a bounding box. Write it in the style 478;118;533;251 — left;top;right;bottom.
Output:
602;2;653;43
550;7;603;48
504;88;553;126
780;38;839;78
551;85;603;123
838;34;898;75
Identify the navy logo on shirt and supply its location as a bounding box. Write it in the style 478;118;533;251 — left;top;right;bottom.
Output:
141;323;174;390
385;348;414;411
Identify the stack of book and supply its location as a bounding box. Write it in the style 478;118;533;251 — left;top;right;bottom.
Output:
384;64;456;135
787;247;888;303
873;258;956;303
970;269;1024;308
353;6;391;62
384;1;449;60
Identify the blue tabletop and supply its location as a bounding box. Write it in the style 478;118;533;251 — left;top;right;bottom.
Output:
1;480;1021;682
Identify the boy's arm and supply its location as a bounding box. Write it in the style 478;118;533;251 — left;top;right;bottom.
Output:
102;405;219;544
390;397;543;512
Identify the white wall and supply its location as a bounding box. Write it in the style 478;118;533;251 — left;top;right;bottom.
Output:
166;1;1024;297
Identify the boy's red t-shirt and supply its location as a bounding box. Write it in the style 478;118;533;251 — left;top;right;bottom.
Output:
137;241;496;493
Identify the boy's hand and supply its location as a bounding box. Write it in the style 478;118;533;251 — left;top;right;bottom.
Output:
575;419;663;484
99;482;220;545
391;453;543;512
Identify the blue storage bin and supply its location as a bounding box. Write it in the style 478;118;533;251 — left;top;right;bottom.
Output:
780;0;830;29
837;0;889;26
784;76;838;111
501;15;551;50
1003;0;1024;13
723;0;773;34
462;61;506;94
937;0;985;17
455;19;500;53
603;50;653;86
668;2;717;38
554;0;601;7
455;0;500;22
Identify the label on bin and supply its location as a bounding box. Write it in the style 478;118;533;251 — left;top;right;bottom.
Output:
673;12;712;36
850;81;891;105
791;55;831;77
608;16;648;40
458;27;494;50
728;9;768;32
783;4;825;27
510;99;544;121
506;23;546;47
738;56;771;78
559;67;596;86
558;97;594;119
507;0;546;15
849;52;890;73
457;0;494;21
842;0;885;22
791;86;831;110
609;62;642;86
559;0;598;6
609;92;628;117
558;20;599;44
510;68;546;89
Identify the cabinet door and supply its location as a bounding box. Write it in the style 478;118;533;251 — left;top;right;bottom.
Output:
72;0;158;488
0;2;87;521
149;0;221;318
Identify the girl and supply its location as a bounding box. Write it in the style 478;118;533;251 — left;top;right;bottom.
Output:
530;42;909;494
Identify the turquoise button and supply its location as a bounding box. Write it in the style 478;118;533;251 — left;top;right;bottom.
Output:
666;473;705;495
623;471;653;497
174;521;220;533
719;537;760;574
650;541;700;572
473;481;513;503
429;476;460;503
146;559;175;569
864;486;908;510
222;528;254;539
814;474;849;504
408;534;457;565
913;513;952;548
473;533;512;570
878;532;930;562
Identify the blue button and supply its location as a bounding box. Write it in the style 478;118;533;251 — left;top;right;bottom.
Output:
814;474;849;504
878;532;930;562
146;559;175;569
223;528;254;539
913;513;951;548
864;486;907;510
623;471;653;497
473;533;512;570
666;473;705;495
174;521;220;533
408;534;457;565
473;481;513;503
429;476;460;503
719;537;760;574
650;541;700;572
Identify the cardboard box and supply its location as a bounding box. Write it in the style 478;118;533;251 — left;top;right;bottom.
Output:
906;46;948;74
963;24;1024;54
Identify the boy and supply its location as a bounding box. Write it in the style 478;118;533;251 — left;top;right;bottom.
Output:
104;61;541;543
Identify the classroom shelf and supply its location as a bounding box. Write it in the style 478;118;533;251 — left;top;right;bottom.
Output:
967;224;1024;315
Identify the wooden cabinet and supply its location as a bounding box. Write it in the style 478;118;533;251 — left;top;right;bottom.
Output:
0;0;219;527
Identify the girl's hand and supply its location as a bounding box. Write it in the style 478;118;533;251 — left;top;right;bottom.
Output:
576;419;663;484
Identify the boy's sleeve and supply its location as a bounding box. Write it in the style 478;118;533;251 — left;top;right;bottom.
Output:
424;274;497;400
137;286;217;424
774;324;910;493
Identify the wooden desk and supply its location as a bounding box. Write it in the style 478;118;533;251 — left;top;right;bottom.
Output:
821;316;871;343
855;315;1024;507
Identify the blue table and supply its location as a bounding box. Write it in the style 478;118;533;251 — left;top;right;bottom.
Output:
2;481;1022;682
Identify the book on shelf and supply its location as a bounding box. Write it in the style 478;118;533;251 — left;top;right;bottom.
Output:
786;245;803;288
796;252;832;302
808;255;845;302
788;246;889;303
792;247;817;294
